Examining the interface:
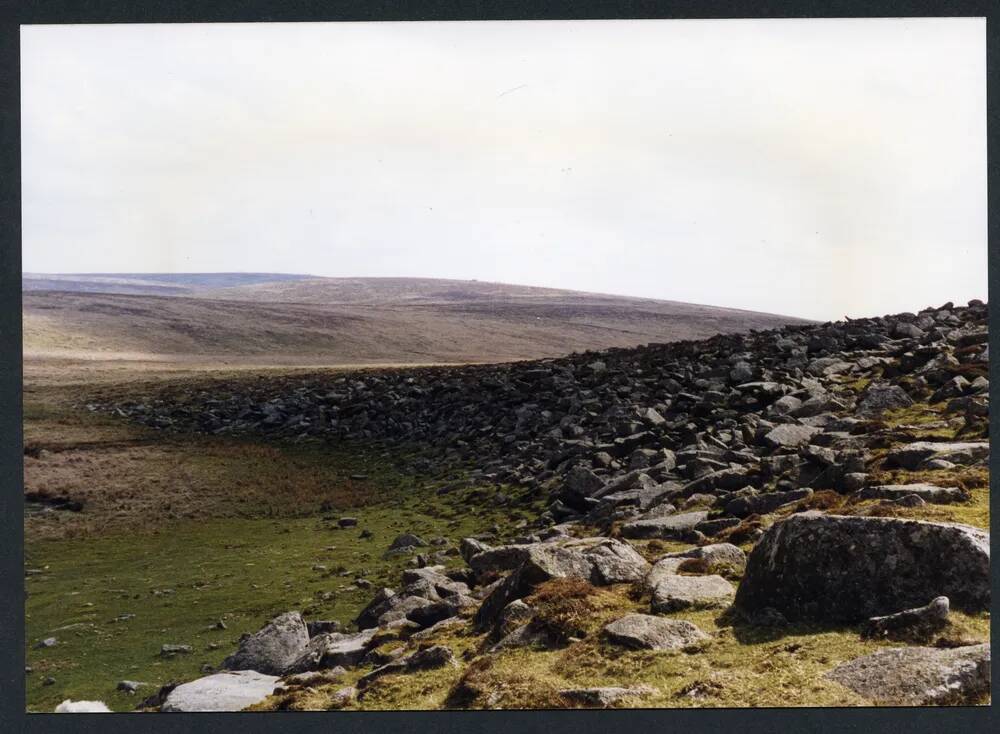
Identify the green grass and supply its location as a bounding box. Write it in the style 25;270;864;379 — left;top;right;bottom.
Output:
25;488;521;712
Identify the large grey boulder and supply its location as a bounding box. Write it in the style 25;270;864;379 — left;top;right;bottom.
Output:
856;383;913;415
603;614;708;650
733;513;990;622
886;441;989;470
559;466;606;507
220;612;309;676
620;511;708;540
825;644;990;705
161;671;280;712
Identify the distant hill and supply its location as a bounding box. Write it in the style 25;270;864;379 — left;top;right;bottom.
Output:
22;272;314;297
22;274;814;366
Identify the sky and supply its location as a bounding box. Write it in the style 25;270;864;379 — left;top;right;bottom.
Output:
21;19;986;321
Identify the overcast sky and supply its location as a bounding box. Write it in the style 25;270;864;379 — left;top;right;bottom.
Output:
21;19;986;320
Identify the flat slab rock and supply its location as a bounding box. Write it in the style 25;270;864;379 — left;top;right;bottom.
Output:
603;613;709;650
621;511;708;540
650;574;735;613
733;512;990;622
857;484;969;505
886;441;989;470
825;644;990;705
762;424;821;449
161;671;280;712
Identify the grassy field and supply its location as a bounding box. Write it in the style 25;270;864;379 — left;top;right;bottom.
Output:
23;372;537;712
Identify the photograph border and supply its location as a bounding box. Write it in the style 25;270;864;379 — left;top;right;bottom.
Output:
0;1;995;732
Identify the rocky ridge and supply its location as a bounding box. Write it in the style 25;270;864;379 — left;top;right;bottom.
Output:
98;299;990;710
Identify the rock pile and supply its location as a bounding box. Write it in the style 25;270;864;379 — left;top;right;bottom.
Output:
109;299;990;710
102;300;988;533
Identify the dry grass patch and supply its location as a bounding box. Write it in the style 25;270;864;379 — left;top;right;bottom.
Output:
525;578;635;643
444;655;565;709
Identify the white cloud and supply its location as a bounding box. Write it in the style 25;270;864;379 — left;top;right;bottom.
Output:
21;18;986;320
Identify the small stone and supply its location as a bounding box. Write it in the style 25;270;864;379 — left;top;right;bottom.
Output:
117;680;144;694
159;644;192;658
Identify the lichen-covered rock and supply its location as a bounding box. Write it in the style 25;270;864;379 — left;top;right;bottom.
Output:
825;644;990;705
733;512;990;622
603;614;708;650
220;612;309;676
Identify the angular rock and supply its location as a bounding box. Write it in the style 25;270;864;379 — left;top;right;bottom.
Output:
856;383;913;415
221;612;309;676
356;645;456;689
388;533;427;550
488;623;558;652
762;424;821;449
861;596;950;640
724;488;813;518
734;512;990;622
620;511;708;540
283;629;377;674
